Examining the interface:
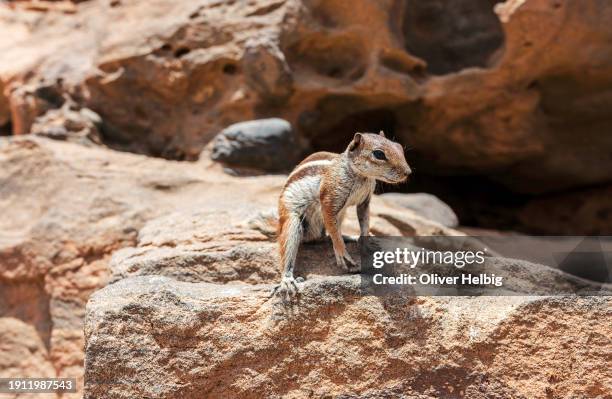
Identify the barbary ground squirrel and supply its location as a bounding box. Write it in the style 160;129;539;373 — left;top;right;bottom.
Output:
271;131;411;299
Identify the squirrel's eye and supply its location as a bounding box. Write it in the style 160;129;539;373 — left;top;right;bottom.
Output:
372;150;387;160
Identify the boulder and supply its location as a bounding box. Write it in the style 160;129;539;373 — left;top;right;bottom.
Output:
83;179;610;399
211;118;305;173
84;274;610;399
380;193;459;228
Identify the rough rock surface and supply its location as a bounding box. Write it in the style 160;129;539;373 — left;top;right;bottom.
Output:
107;195;463;286
0;135;275;395
210;118;306;173
82;174;611;399
85;275;611;399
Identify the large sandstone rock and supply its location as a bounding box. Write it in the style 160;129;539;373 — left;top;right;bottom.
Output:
82;171;610;399
84;274;611;399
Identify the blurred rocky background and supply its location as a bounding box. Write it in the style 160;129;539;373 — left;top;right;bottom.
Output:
1;0;611;397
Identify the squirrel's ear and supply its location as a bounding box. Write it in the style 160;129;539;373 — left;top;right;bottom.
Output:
348;133;362;151
379;130;385;137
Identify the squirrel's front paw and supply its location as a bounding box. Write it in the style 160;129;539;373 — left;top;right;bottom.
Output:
337;253;360;273
270;276;303;300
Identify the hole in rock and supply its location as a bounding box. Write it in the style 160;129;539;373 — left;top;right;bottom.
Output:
133;105;147;119
0;121;12;136
34;85;65;108
399;171;530;229
401;0;504;74
298;97;612;244
222;63;238;75
174;47;191;58
305;107;397;153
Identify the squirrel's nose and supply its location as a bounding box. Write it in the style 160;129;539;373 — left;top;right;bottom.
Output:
403;165;412;179
398;165;412;182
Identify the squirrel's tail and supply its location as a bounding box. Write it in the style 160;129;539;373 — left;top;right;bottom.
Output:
278;210;303;276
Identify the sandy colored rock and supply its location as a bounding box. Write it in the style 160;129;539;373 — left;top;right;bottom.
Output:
0;318;56;399
0;317;55;378
0;135;277;395
84;275;611;399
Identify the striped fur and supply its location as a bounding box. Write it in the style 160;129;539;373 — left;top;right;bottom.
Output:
278;152;374;277
274;132;411;298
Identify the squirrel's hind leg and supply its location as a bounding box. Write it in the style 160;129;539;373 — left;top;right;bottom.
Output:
271;213;304;300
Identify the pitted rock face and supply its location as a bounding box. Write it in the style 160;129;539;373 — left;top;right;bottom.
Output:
0;0;611;194
2;0;612;232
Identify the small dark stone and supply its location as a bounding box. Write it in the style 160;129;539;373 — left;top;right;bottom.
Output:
210;118;306;173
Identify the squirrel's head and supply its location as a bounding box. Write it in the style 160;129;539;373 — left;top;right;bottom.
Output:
345;131;411;184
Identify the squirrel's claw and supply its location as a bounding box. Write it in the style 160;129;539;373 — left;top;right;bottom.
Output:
270;276;302;300
337;253;360;273
344;254;360;273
